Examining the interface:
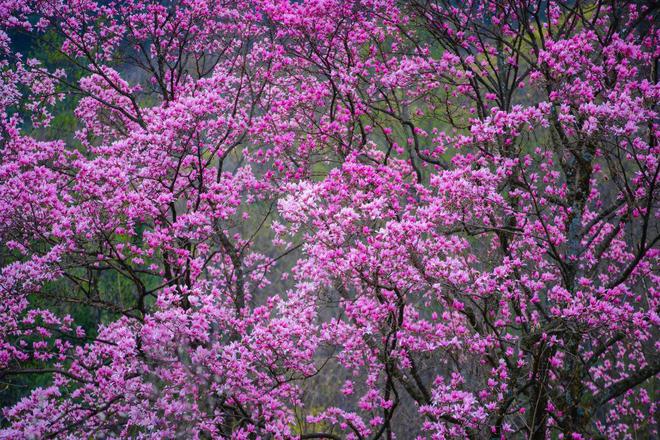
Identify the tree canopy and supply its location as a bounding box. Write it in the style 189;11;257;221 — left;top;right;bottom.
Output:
0;1;658;438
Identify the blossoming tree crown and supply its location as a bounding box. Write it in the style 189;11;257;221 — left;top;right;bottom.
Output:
0;0;658;438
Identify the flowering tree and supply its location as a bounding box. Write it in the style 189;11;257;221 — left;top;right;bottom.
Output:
0;0;658;438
